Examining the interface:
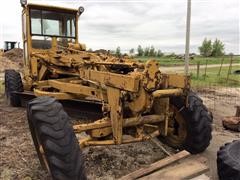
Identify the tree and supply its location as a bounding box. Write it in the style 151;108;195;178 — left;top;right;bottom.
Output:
212;39;225;57
129;48;135;55
198;38;212;57
137;45;144;56
115;46;121;57
157;49;163;57
144;47;150;56
149;45;155;57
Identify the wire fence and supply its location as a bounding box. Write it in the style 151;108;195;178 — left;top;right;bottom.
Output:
193;83;240;119
190;55;240;88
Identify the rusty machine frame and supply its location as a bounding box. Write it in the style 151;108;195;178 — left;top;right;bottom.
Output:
19;3;191;148
4;2;213;178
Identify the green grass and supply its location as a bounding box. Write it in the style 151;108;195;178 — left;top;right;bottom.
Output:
136;56;240;66
190;65;240;87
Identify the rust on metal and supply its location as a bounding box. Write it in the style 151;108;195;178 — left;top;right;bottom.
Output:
20;2;191;147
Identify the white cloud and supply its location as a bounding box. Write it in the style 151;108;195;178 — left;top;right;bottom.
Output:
0;0;239;54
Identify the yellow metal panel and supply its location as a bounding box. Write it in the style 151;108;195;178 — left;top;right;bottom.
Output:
167;74;191;88
48;80;103;100
107;87;123;144
80;69;140;92
142;60;162;91
27;3;78;13
34;89;75;99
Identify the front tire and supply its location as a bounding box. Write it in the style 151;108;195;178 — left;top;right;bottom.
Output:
27;97;86;180
217;140;240;180
4;69;23;107
159;91;213;154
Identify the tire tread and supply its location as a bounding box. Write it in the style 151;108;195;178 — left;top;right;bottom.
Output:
27;97;86;180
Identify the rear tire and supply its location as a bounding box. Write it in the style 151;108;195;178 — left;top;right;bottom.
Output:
27;96;86;180
4;69;23;107
217;140;240;180
159;91;213;154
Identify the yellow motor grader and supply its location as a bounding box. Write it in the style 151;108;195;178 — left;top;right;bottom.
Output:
4;1;212;179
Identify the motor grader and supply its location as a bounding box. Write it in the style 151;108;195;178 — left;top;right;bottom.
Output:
4;1;212;179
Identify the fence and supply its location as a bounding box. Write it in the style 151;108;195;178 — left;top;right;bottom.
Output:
193;84;239;120
191;55;240;88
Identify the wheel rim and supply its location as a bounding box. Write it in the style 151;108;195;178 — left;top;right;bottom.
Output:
35;135;51;174
31;124;51;175
167;104;187;146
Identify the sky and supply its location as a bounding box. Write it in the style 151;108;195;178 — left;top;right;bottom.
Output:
0;0;239;54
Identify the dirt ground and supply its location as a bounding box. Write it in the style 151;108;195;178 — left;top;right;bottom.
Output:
196;87;240;180
0;87;239;180
0;102;174;180
0;49;23;74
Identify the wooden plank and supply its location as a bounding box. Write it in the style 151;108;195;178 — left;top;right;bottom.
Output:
190;174;210;180
120;150;190;180
139;158;209;180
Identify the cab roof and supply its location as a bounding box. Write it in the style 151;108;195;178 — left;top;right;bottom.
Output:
27;3;78;13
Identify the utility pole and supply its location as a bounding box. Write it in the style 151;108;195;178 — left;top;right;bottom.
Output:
185;0;191;75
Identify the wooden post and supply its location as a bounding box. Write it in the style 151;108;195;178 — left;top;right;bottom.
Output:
197;61;200;79
204;59;208;79
226;55;233;83
218;57;224;76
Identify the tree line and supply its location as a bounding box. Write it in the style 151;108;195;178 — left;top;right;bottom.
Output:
115;45;163;57
111;38;226;58
198;38;225;57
